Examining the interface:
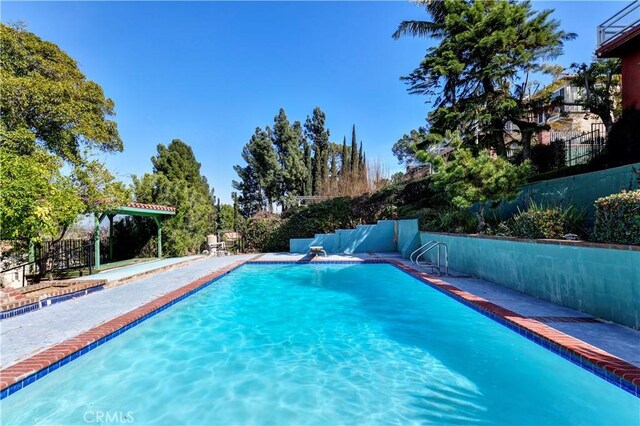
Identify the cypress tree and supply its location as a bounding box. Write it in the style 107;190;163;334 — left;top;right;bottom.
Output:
302;139;313;196
329;150;338;192
231;192;239;231
350;124;358;174
358;141;364;173
304;107;330;195
340;136;348;175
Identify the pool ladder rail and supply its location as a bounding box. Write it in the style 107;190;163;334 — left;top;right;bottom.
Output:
410;240;449;276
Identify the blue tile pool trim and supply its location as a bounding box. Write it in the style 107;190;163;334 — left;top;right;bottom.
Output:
1;265;246;400
0;286;106;321
0;302;40;320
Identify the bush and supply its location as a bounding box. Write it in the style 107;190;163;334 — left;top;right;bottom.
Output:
420;207;477;234
243;212;282;252
502;202;586;239
592;190;640;245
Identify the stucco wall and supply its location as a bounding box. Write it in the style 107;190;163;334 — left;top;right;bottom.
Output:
421;232;640;329
289;220;398;254
493;162;640;221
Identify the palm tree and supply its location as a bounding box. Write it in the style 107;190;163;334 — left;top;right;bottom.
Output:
391;0;447;40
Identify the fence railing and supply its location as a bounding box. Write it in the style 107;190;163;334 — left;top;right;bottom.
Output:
2;240;94;287
597;0;640;47
551;124;606;168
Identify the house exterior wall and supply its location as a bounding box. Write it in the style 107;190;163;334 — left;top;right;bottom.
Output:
621;49;640;110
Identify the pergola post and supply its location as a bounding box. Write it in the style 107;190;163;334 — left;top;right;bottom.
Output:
108;214;115;261
153;216;162;258
94;213;103;270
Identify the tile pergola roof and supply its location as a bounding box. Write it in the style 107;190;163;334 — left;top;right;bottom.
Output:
126;203;177;213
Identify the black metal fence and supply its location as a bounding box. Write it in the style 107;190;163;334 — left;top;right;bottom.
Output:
2;239;94;286
551;123;606;167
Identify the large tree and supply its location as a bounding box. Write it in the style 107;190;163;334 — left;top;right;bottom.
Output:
304;107;330;195
0;23;122;163
131;140;216;256
570;59;621;135
394;0;573;156
232;163;264;217
350;124;359;173
151;139;210;194
0;148;83;242
0;23;128;244
272;109;307;206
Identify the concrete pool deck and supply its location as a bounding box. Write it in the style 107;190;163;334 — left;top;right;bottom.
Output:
1;252;639;384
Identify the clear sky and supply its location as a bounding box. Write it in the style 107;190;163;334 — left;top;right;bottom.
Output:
1;1;628;203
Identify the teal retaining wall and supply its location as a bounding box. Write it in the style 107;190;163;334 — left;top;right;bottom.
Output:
421;232;640;330
289;219;402;254
492;162;640;221
397;219;420;259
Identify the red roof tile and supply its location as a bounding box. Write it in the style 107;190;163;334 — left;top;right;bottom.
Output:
126;203;176;212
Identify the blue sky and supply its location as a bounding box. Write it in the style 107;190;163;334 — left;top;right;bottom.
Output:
2;1;627;203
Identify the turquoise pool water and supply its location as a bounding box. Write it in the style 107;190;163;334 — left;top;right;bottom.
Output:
1;264;638;425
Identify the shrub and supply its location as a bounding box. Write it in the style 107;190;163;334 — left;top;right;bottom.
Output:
592;190;640;245
243;212;282;252
503;202;586;239
420;207;477;234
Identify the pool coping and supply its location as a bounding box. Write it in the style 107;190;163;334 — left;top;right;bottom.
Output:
1;258;638;400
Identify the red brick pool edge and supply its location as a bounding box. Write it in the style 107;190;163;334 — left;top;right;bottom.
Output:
1;257;638;398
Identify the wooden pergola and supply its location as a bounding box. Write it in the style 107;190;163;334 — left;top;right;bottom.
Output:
94;203;176;270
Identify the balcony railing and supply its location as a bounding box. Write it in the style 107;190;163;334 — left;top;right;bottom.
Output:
597;0;640;47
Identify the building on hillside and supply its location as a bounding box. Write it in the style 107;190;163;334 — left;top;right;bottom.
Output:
596;1;640;110
505;76;604;148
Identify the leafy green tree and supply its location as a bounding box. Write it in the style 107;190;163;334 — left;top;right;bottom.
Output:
0;148;84;242
304;107;330;195
394;0;573;156
272;109;307;205
0;23;122;164
218;204;235;231
232;163;264;217
131;140;216;256
72;160;131;214
431;147;531;232
570;59;621;134
246;127;280;211
392;128;428;166
151;139;210;194
1;23;129;245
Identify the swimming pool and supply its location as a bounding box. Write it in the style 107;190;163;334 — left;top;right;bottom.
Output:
1;263;638;424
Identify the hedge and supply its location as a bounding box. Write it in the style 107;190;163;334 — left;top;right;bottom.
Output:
592;190;640;245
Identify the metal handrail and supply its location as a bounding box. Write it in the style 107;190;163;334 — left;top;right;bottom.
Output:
409;240;436;263
415;242;448;276
597;0;640;47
